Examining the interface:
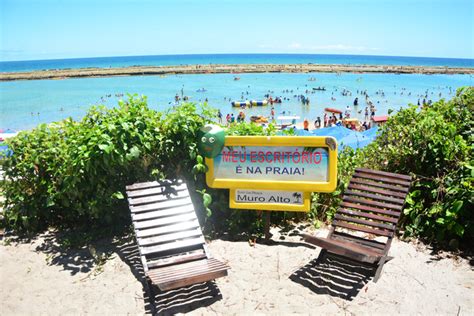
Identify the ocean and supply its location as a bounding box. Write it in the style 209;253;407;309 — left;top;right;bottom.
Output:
0;54;473;131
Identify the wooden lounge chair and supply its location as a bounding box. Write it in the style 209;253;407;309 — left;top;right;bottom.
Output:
125;179;229;292
302;168;412;282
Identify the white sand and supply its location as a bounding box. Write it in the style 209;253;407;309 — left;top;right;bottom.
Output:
1;226;473;315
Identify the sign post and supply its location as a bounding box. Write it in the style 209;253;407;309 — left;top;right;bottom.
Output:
202;134;338;240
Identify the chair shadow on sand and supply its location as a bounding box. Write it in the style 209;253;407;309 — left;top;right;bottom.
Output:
290;250;374;301
116;238;222;315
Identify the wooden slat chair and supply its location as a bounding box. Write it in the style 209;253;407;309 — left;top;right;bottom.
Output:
125;179;229;292
302;168;412;282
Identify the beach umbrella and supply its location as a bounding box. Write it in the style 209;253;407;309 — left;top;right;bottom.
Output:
311;126;353;141
278;126;376;150
293;128;313;136
362;125;379;140
338;132;372;150
0;129;17;158
0;142;11;158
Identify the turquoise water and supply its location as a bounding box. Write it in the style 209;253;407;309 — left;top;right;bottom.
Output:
1;72;472;131
1;54;473;72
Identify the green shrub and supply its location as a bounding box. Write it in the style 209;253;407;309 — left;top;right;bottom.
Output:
226;121;277;136
310;87;473;245
363;87;473;243
0;95;215;233
1;88;472;246
157;102;216;178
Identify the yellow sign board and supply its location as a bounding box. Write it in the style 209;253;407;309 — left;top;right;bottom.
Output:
205;136;337;192
229;189;311;211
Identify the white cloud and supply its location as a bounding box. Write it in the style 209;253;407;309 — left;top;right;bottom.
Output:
253;42;380;55
281;43;380;53
310;44;380;52
258;44;275;49
288;42;303;49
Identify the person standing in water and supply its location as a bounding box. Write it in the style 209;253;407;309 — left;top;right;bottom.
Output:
303;118;309;131
314;117;321;129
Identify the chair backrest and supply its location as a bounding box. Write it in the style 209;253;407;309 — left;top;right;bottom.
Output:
332;168;411;248
125;180;208;272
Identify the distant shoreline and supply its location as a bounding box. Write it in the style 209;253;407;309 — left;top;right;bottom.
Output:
1;63;473;81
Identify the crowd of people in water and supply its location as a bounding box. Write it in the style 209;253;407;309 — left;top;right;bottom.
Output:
211;86;386;131
217;110;247;124
308;107;373;131
85;82;453;132
169;80;455;133
21;79;455;132
213;97;377;131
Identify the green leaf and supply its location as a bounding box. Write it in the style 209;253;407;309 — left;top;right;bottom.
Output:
202;193;212;207
112;191;124;200
453;223;465;237
450;200;463;214
98;144;113;154
126;146;140;160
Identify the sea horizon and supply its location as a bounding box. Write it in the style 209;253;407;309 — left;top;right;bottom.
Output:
1;53;473;73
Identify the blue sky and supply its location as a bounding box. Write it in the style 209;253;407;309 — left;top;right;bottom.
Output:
1;0;473;61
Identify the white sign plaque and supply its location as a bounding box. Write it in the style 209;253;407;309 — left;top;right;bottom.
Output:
230;188;310;211
234;189;305;205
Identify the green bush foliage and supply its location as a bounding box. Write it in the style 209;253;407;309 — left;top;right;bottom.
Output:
363;87;473;243
0;95;215;233
1;88;472;246
226;121;277;136
311;87;473;245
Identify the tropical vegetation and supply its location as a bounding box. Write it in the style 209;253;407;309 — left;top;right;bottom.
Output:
0;87;472;247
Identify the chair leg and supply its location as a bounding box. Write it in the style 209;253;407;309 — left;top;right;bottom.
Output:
145;279;156;315
209;281;220;297
319;249;328;259
314;249;328;264
373;257;387;283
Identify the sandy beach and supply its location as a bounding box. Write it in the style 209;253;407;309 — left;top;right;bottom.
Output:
1;225;472;315
1;63;474;81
